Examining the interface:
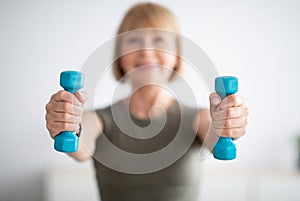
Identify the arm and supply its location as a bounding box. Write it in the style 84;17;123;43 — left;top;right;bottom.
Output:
68;111;103;161
193;109;218;152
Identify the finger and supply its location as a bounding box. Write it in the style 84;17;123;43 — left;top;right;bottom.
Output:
217;94;244;110
214;127;247;138
52;90;82;107
209;93;221;111
46;112;82;124
47;122;79;138
212;116;248;129
75;91;88;105
211;105;248;121
48;102;82;115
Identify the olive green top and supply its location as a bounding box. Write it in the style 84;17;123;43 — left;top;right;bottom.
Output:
93;100;202;201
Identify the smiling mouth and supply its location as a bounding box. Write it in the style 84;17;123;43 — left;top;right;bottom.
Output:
135;63;160;69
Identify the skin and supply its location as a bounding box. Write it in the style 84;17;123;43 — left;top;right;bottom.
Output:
45;32;248;161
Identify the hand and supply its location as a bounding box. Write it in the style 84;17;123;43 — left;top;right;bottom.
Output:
45;90;88;139
209;92;248;139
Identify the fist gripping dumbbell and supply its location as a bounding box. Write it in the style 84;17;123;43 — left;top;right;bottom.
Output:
54;71;84;153
213;76;238;160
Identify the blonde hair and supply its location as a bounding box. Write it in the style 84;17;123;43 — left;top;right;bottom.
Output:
113;2;182;81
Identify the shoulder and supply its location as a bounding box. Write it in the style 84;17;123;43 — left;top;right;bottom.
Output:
94;100;125;130
95;100;124;119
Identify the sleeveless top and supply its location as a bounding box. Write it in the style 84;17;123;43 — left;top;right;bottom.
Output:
93;100;202;201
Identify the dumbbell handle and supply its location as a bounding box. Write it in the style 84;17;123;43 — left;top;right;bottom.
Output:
54;71;84;153
213;76;238;160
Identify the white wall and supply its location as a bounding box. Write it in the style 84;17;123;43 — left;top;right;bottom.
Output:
0;0;299;201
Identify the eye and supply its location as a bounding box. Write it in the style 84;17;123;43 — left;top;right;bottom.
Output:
153;36;164;43
128;37;141;44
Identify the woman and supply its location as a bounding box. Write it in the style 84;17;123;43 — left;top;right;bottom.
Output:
45;2;248;201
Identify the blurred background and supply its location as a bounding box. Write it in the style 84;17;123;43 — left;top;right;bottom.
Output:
0;0;299;201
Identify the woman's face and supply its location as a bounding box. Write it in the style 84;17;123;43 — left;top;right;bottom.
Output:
119;30;178;84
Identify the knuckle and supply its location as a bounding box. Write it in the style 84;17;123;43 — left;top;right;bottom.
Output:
50;93;56;101
45;103;51;112
231;94;237;101
224;119;232;128
45;114;50;121
62;102;70;111
227;94;236;103
59;91;68;100
226;108;232;117
62;113;69;120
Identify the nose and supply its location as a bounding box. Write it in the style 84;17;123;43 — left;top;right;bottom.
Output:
139;48;155;58
140;38;156;56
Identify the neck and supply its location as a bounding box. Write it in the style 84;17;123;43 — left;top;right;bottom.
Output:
125;85;173;119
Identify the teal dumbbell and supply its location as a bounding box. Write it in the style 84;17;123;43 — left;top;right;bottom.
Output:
213;76;238;160
54;71;84;153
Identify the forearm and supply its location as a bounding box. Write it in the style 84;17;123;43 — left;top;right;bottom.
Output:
195;109;210;141
67;137;92;161
195;109;218;152
68;111;102;161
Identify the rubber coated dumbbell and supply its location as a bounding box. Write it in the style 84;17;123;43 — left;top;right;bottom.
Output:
213;76;238;160
54;71;84;153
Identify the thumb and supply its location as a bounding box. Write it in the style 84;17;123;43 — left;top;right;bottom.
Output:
209;93;221;109
75;91;88;105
